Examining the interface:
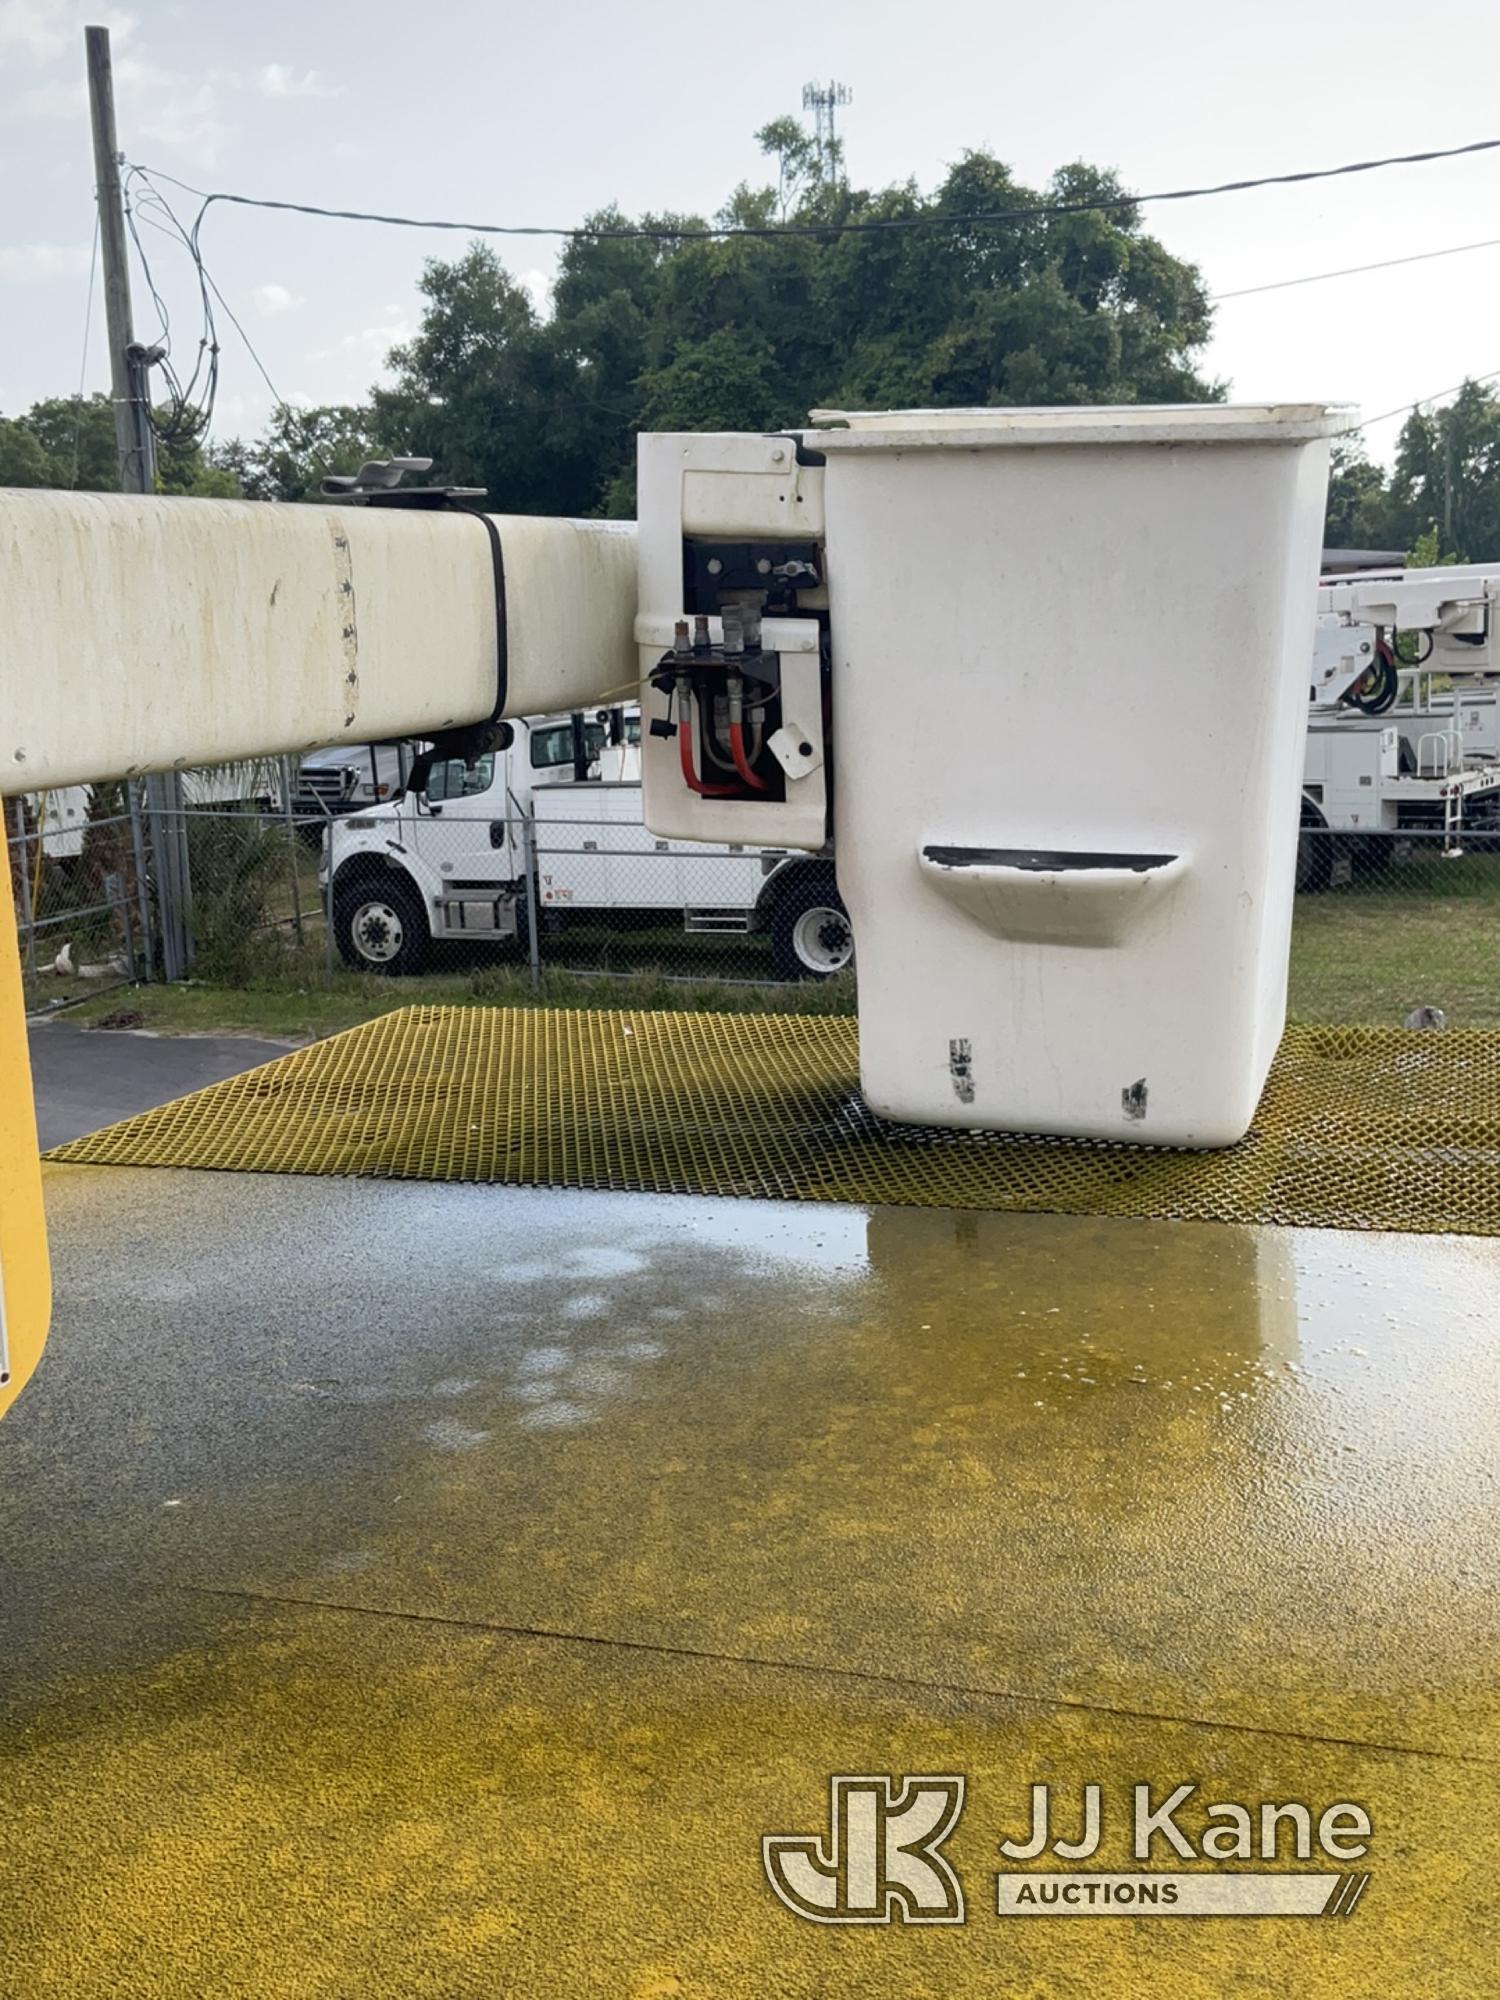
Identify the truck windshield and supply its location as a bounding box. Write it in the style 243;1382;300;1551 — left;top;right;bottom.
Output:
424;754;495;801
530;722;607;769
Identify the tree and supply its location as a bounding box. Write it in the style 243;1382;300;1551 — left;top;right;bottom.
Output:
0;417;51;487
0;392;240;495
360;123;1219;519
375;244;615;517
1382;380;1500;563
1324;439;1393;551
755;116;823;220
217;403;396;502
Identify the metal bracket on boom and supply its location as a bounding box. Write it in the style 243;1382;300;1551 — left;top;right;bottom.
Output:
321;457;508;765
320;457;487;509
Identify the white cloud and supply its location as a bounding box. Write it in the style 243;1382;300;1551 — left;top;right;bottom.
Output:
258;62;342;100
0;1;134;67
0;241;91;284
3;34;234;164
308;314;410;363
8;75;85;120
252;282;304;317
519;268;553;316
132;73;231;165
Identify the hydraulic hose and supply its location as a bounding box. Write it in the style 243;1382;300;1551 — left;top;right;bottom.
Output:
729;720;768;790
677;685;738;797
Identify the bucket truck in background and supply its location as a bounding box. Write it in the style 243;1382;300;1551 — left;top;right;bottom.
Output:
1303;564;1500;883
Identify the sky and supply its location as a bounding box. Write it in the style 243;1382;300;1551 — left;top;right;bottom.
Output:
3;0;1500;463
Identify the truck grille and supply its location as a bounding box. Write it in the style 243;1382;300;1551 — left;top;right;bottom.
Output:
297;766;354;811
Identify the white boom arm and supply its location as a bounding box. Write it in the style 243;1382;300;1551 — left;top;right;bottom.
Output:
1312;562;1500;709
0;489;638;791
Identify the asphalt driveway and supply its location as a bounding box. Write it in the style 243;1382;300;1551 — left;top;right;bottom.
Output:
26;1020;295;1150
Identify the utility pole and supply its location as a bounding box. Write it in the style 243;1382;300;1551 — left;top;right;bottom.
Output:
86;25;152;495
85;23;193;979
801;80;853;191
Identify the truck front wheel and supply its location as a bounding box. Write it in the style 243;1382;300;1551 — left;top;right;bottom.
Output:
771;874;854;981
334;872;430;975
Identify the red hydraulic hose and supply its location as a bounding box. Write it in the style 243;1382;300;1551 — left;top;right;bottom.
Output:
729;720;768;791
678;692;738;797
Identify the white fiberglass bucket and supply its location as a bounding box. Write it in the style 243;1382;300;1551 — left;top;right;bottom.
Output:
815;403;1349;1148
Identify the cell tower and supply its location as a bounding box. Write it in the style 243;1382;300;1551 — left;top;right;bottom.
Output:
801;79;852;189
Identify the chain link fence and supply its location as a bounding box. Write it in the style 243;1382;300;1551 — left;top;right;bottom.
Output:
8;771;1500;1030
7;786;150;1010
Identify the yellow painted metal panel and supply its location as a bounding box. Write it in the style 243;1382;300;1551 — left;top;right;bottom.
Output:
0;910;50;1417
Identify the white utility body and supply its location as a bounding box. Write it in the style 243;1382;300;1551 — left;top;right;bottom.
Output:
323;709;851;979
1303;563;1500;867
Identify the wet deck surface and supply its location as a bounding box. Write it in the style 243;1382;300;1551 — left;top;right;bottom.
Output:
2;1169;1497;1996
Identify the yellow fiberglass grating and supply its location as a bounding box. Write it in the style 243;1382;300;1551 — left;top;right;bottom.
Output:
42;1006;1500;1236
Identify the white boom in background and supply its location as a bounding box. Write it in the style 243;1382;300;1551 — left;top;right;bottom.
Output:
0;489;638;792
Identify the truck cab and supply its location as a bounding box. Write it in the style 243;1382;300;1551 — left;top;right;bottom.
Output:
324;707;851;980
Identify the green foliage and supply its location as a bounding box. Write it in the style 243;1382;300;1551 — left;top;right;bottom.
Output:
0;392;242;495
213;403;399;502
313;127;1220;519
0;416;52;487
1405;525;1457;570
1324;439;1392;551
1384;380;1500;561
1326;381;1500;563
184;813;293;983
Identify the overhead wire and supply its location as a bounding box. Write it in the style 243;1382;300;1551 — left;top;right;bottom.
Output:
1213;233;1500;300
67;207;100;489
116;132;1500;454
127;133;1500;244
122;164;221;449
1350;364;1500;433
198;264;289;416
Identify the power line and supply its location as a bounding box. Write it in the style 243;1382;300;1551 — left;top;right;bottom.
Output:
1214;233;1500;301
1350;364;1500;434
129;133;1500;244
198;265;288;416
68;207;100;489
120;166;291;439
122;165;221;448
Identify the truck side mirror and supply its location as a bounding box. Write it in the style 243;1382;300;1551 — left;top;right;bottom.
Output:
407;749;435;796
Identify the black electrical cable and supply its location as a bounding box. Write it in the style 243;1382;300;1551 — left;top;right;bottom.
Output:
127;134;1500;245
1212;233;1500;300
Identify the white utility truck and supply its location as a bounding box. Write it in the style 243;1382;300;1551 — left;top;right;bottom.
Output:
1302;562;1500;882
323;707;852;979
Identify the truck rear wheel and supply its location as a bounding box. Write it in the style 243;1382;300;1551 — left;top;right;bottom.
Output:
334;872;430;975
771;874;854;981
1296;800;1332;895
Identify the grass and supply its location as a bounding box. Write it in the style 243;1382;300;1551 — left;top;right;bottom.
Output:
59;946;857;1041
46;845;1500;1041
1288;883;1500;1025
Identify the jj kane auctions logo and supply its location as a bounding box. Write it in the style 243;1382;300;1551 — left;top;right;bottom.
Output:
763;1778;1373;1924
